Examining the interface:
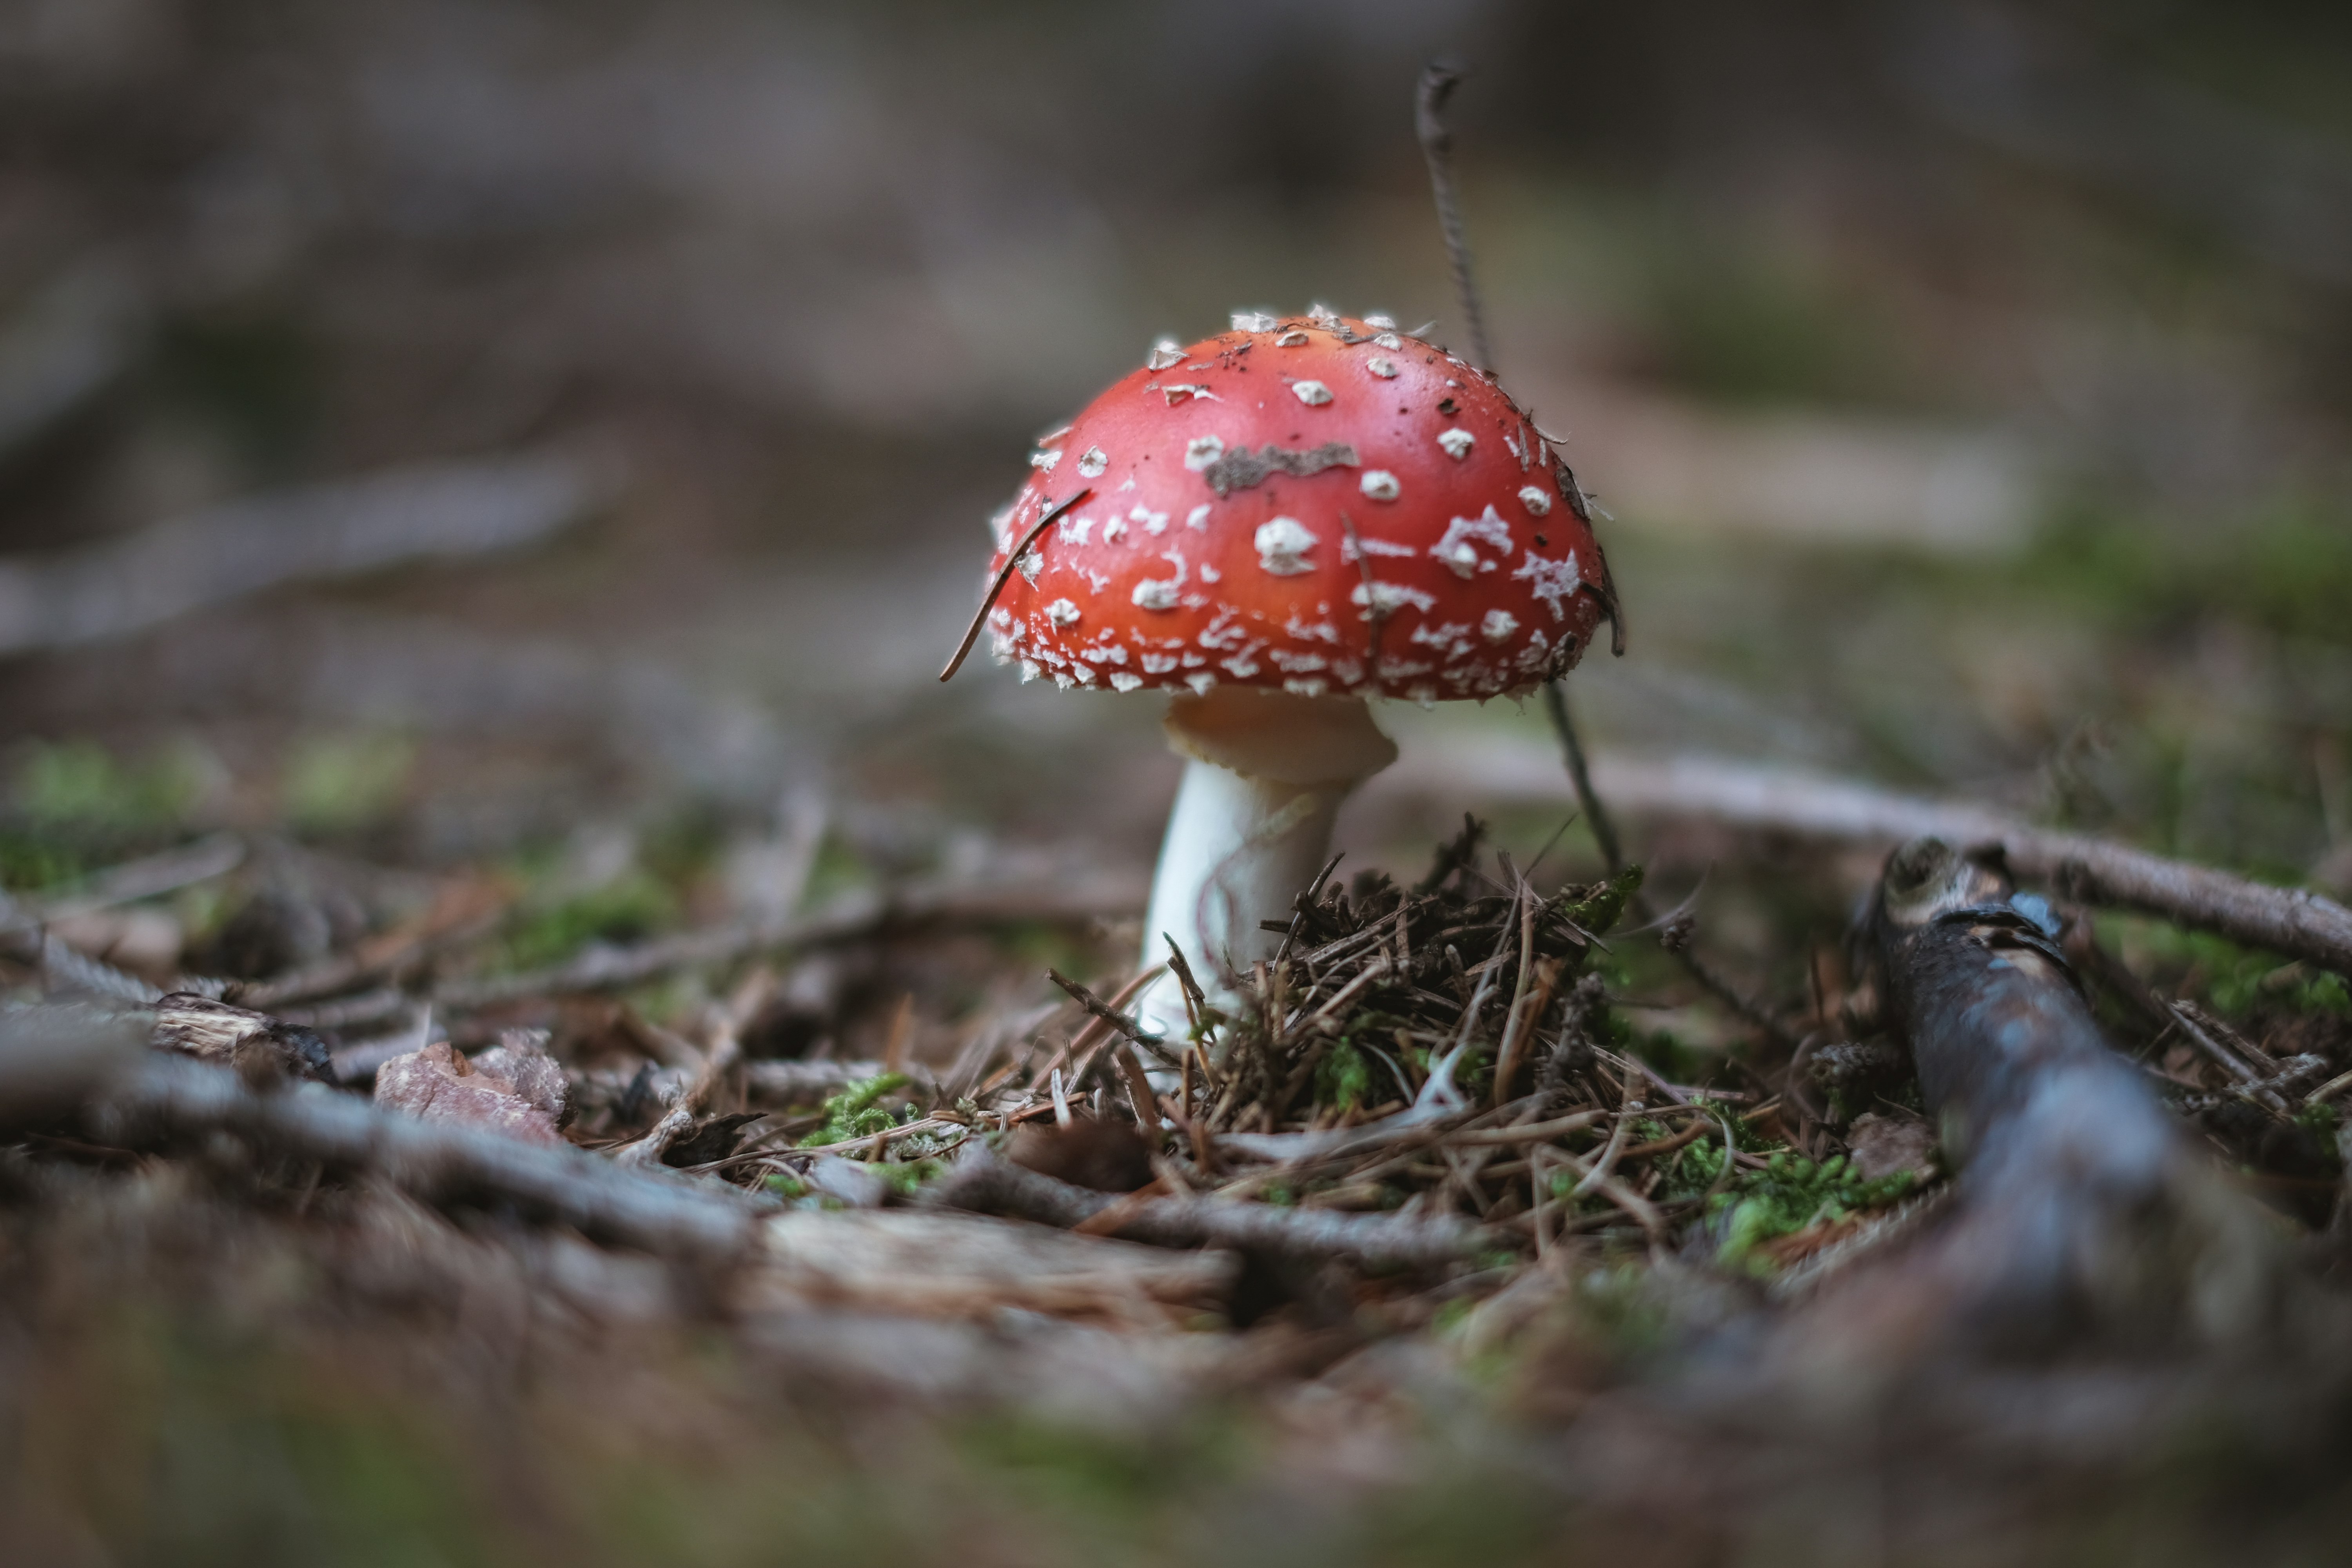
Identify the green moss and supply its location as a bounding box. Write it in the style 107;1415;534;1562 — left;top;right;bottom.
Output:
1624;1026;1708;1087
0;739;217;892
1697;1150;1918;1270
872;1160;944;1196
2103;915;2350;1018
2022;493;2352;650
1549;864;1645;941
1569;1261;1671;1358
797;1074;912;1148
13;739;205;837
797;834;874;911
1314;1040;1374;1112
281;732;414;836
638;804;730;888
0;832;86;893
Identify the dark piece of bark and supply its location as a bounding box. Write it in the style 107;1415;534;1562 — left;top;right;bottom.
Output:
1854;837;2284;1350
151;991;332;1086
928;1147;1494;1268
85;1053;758;1263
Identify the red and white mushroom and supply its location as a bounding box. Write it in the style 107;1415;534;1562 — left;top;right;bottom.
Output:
973;309;1620;1033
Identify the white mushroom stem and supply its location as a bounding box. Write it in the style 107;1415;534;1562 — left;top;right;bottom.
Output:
1133;687;1397;1041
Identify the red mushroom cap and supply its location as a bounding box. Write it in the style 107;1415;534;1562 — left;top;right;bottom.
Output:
981;312;1617;704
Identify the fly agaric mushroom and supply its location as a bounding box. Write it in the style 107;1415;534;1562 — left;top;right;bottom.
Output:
956;309;1621;1034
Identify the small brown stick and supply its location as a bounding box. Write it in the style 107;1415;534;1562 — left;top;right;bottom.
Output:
1034;965;1169;1086
929;1147;1497;1267
1438;1110;1607;1148
1543;682;1622;874
1069;1176;1174;1238
1615;1116;1715;1163
938;488;1091;683
1539;688;1797;1052
2310;1066;2352;1106
2166;1001;2290;1116
1595;1047;1693;1109
1270;958;1393;1119
1529;1142;1662;1236
1298;907;1402;973
1047;966;1169;1053
1161;935;1209;1033
1570;1067;1640;1200
2174;999;2279;1075
1272;855;1346;967
1414;62;1492;372
1299;954;1393;1031
614;971;771;1167
1115;1044;1162;1131
1489;887;1542;1107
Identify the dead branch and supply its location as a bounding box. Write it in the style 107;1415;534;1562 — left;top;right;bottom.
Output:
1843;838;2286;1349
0;456;601;657
928;1147;1497;1268
1392;743;2352;975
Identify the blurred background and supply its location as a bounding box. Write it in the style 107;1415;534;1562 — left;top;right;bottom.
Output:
1;0;2348;969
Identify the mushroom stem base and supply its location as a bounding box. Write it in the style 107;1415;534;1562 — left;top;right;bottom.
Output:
1134;691;1396;1042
